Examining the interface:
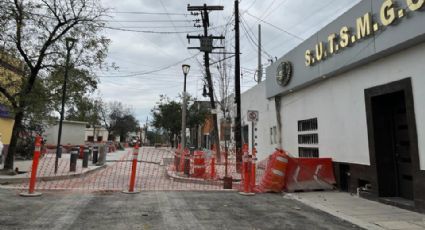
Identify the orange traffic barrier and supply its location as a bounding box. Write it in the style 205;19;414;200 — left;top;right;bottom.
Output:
193;151;205;178
284;157;336;192
257;149;289;192
20;136;42;197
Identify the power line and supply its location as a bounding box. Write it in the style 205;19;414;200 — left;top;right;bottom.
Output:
240;15;273;59
112;11;188;16
258;0;278;20
98;53;200;78
103;26;202;34
262;0;289;21
110;25;195;29
101;19;192;23
245;11;304;41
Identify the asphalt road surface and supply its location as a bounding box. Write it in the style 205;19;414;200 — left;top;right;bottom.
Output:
0;189;362;230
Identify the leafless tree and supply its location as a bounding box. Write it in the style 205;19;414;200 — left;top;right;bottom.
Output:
0;0;110;172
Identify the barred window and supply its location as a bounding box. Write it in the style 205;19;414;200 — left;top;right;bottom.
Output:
298;134;318;144
298;118;318;131
299;147;319;158
298;118;319;158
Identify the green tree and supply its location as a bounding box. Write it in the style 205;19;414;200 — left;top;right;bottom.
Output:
151;95;181;147
112;114;139;142
66;97;102;129
0;0;110;172
151;95;208;148
46;66;98;113
101;101;138;141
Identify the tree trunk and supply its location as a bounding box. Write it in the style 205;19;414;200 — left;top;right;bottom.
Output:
3;110;24;171
169;136;174;148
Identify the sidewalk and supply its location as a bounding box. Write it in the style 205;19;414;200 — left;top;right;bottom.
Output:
284;191;425;230
0;149;130;185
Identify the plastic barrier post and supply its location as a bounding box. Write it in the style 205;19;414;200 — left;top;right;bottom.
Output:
210;156;216;179
251;148;257;190
179;148;186;172
123;144;140;194
20;136;43;197
251;157;256;190
239;154;255;196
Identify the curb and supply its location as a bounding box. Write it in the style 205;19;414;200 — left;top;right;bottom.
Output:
0;164;107;185
165;167;239;191
283;193;384;230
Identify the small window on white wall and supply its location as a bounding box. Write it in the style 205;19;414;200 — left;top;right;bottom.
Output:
270;126;277;144
298;118;319;158
270;127;273;144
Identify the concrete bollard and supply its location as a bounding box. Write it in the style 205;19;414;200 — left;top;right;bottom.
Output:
70;147;78;172
97;144;106;166
82;145;89;168
92;145;99;164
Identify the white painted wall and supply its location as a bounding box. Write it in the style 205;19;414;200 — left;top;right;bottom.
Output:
240;82;278;161
280;42;425;169
44;121;87;146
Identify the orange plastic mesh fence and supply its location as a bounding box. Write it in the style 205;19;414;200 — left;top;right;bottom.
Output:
7;147;269;194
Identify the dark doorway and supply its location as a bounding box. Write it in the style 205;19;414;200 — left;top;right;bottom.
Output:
370;90;413;200
339;164;350;192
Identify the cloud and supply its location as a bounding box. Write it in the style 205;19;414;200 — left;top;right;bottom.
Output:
98;0;361;123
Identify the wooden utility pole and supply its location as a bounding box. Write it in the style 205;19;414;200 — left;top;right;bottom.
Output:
257;24;262;83
234;0;242;171
187;4;224;163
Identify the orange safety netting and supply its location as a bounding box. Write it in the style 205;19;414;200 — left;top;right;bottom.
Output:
8;147;265;194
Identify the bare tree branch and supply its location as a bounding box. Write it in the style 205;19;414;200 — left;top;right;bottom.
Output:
0;85;17;108
14;0;34;70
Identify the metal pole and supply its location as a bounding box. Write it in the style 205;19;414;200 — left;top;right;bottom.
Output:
55;38;76;174
234;0;242;172
251;121;254;152
181;73;187;150
258;24;262;83
55;48;71;174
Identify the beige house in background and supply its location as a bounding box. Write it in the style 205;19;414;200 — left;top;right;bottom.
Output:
85;125;109;142
44;120;87;146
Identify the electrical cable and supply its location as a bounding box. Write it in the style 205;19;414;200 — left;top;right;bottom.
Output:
245;12;304;41
112;11;188;16
97;53;201;78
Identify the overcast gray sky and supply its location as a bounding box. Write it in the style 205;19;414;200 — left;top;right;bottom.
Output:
96;0;360;125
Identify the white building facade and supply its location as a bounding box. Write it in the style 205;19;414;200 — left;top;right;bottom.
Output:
260;0;425;211
44;120;87;146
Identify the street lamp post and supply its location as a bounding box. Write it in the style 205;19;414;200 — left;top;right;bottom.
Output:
55;37;77;174
181;64;190;151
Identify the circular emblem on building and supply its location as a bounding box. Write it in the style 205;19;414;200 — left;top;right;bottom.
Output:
276;61;293;87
